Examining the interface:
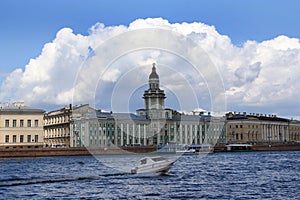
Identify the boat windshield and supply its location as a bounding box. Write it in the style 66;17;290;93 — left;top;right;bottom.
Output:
140;159;147;165
151;157;166;162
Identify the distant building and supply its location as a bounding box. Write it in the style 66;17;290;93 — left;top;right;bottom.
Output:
226;112;300;144
69;64;300;148
70;64;226;148
288;119;300;142
0;102;45;148
44;104;94;147
44;105;72;147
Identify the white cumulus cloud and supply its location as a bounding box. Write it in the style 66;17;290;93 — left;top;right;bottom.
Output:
1;18;300;118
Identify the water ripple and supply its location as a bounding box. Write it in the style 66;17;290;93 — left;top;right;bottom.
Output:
0;152;299;199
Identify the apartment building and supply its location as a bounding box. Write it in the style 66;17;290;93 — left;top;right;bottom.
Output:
44;104;95;147
0;102;45;148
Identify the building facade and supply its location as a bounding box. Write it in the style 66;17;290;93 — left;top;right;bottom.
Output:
70;111;226;148
0;102;45;148
226;112;300;144
70;64;226;148
44;105;72;147
44;104;94;147
289;120;300;142
69;64;300;148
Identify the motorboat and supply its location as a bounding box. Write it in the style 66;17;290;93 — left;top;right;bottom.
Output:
131;156;176;174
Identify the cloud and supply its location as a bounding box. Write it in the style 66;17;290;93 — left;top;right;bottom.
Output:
1;18;300;118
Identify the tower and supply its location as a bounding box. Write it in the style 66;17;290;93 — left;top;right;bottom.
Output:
143;63;166;119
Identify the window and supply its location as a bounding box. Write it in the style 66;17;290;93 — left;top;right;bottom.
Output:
13;120;17;127
5;120;9;127
13;135;17;143
27;120;31;127
34;120;39;127
240;125;243;128
20;120;24;127
236;125;238;128
27;135;31;143
34;135;39;142
5;135;9;143
20;135;24;143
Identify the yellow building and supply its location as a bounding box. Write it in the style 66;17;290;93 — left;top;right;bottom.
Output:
226;112;298;144
289;119;300;142
0;102;45;148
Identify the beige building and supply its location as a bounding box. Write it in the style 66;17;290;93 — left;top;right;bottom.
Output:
44;105;72;147
289;119;300;142
0;102;45;148
44;104;95;147
226;112;300;144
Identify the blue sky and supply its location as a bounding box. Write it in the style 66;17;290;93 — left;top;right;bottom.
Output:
1;0;300;72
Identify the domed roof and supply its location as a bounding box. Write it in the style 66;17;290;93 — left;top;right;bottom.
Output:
149;63;159;79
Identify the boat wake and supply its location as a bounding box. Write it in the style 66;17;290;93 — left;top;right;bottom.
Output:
0;173;131;187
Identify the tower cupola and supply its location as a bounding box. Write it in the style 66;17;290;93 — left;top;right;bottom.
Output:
142;63;166;119
149;63;159;90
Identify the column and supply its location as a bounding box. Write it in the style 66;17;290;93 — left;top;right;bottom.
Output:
189;124;193;144
143;125;147;146
121;123;124;146
179;124;183;144
199;124;202;144
138;124;141;144
126;124;129;144
184;125;188;144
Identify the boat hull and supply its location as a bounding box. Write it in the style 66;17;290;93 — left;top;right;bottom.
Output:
131;160;175;174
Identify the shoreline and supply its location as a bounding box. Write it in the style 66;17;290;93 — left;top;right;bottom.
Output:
0;144;299;158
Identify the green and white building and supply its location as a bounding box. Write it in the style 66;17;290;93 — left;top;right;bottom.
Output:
70;64;226;148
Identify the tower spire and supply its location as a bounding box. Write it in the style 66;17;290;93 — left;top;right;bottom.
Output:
142;63;166;119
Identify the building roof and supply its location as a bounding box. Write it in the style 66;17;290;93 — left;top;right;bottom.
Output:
172;114;215;122
173;114;200;122
226;112;290;122
149;63;159;79
112;113;147;121
0;105;45;114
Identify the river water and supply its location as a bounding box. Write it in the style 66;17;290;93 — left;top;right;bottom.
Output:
0;151;299;199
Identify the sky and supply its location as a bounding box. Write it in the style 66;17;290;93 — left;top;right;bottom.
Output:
0;0;300;119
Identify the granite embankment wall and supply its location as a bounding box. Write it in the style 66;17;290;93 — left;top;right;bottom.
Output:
0;146;158;158
0;147;90;158
252;143;300;151
214;143;300;152
0;144;299;158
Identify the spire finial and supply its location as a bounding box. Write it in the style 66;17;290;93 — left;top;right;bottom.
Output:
149;63;159;79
